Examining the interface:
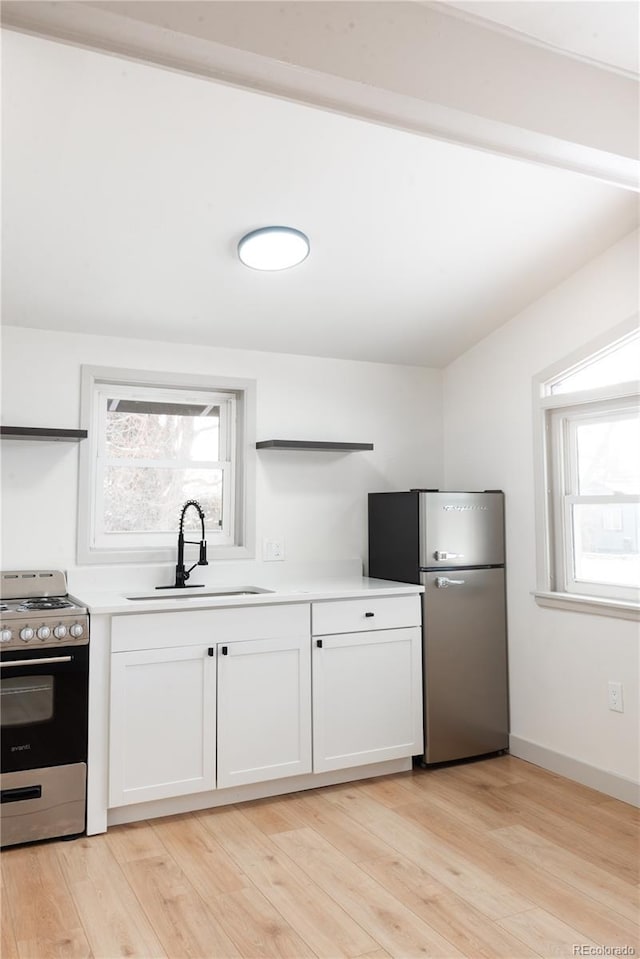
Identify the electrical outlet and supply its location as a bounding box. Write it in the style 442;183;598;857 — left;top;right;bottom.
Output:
608;681;624;713
263;539;285;562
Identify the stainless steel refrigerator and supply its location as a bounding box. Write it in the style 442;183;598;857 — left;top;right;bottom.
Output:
368;490;509;764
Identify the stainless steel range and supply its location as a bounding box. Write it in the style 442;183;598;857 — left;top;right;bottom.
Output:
0;570;89;847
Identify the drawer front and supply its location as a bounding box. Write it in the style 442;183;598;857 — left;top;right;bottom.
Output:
312;594;421;636
112;603;310;652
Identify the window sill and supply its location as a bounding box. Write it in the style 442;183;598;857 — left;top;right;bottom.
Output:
534;590;639;621
78;544;254;566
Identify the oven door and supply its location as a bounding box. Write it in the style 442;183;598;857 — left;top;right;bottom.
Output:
1;644;88;773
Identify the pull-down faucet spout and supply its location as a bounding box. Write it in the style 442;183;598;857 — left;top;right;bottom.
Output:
156;500;208;590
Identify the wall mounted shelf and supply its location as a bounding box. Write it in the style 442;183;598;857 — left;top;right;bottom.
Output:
1;427;88;442
256;440;374;451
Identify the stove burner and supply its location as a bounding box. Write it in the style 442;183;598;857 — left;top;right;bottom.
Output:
15;597;74;612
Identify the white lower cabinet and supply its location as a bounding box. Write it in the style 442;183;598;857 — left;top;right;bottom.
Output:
107;595;423;812
109;644;216;807
108;604;311;808
312;593;423;773
217;635;311;788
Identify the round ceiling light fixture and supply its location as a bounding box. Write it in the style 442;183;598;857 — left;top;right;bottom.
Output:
237;226;310;271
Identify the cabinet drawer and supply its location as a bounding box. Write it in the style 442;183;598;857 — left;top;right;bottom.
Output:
312;594;421;636
112;603;310;652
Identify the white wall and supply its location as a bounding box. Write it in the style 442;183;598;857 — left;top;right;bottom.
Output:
443;230;639;788
0;326;442;588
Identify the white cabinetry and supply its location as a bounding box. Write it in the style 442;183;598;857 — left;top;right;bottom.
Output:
217;635;311;788
312;595;423;773
109;604;310;807
109;644;216;807
105;592;423;818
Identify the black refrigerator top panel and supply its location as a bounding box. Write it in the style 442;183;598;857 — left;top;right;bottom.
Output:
368;491;420;584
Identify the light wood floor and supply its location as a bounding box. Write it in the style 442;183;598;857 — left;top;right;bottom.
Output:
1;755;638;959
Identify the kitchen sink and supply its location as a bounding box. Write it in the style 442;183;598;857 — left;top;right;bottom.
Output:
126;587;274;601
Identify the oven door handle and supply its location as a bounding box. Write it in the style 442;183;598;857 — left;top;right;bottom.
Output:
0;655;73;668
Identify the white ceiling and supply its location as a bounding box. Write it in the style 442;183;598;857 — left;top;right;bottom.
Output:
1;29;637;368
443;1;639;76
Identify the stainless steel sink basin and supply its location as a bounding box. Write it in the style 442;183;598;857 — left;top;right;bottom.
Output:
126;587;274;601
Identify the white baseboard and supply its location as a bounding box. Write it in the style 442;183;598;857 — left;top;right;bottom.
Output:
509;735;640;807
105;757;412;829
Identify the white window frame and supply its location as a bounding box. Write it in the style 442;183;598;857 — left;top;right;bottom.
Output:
533;317;640;620
93;383;236;549
78;366;256;565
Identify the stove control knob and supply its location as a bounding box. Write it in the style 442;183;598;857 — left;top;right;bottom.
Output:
53;625;68;640
70;624;84;638
1;628;12;644
37;626;51;641
20;627;35;642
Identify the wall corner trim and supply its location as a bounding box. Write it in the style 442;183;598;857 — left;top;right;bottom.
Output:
509;735;640;807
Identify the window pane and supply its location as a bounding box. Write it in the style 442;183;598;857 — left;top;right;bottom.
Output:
104;466;222;533
550;334;639;394
576;414;640;495
105;399;220;462
572;503;640;588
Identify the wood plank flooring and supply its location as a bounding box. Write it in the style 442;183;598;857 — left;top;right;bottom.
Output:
2;756;638;959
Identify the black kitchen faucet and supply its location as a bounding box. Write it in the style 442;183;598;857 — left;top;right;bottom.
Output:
156;500;208;589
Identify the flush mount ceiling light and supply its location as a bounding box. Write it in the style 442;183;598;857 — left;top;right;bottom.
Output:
237;226;310;271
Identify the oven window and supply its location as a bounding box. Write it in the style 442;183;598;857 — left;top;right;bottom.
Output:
1;676;55;726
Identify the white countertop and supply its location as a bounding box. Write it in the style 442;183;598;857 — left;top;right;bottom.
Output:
81;576;423;615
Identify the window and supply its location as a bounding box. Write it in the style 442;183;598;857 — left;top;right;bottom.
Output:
79;367;255;564
534;321;639;616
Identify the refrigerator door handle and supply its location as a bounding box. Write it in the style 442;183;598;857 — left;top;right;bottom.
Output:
435;577;466;588
434;551;464;561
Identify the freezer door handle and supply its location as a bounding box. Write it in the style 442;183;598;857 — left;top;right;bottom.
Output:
434;551;464;561
435;577;466;588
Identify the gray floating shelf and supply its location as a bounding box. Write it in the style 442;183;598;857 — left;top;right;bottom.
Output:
1;427;88;442
257;440;374;451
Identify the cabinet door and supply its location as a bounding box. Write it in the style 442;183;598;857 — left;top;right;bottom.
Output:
109;645;216;807
312;627;423;773
217;635;311;789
